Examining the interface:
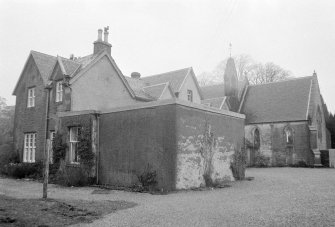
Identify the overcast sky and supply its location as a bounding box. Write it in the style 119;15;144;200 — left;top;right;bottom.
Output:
1;0;334;112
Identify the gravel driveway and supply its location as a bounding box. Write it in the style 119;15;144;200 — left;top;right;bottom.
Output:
1;168;335;226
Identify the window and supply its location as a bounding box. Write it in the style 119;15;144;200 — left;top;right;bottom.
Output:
284;127;293;145
253;128;260;149
49;131;56;163
23;133;36;163
56;81;63;102
27;87;35;107
187;90;193;102
69;127;81;163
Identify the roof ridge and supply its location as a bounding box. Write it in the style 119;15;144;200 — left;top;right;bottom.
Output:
248;76;313;87
202;96;226;101
144;67;191;78
201;83;224;88
31;50;56;58
142;82;168;89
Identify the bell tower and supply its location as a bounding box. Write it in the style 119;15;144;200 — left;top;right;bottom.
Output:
224;44;238;98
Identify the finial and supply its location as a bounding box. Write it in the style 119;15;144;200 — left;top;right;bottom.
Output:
229;43;232;57
313;70;317;76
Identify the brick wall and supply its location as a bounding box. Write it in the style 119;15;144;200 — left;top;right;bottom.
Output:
13;57;48;162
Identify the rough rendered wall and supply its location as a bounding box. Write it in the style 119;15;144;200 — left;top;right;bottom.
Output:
13;57;47;162
71;55;138;111
178;73;202;104
175;105;244;189
98;104;177;191
245;121;314;166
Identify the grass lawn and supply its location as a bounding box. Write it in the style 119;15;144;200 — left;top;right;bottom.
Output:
0;195;137;226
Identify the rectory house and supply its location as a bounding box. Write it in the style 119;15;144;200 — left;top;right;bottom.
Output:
12;28;329;190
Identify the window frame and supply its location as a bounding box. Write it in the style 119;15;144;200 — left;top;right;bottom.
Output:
55;81;63;102
23;133;36;163
69;127;81;164
187;89;193;102
27;87;35;108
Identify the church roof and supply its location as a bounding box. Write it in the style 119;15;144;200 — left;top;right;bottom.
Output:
241;76;313;124
201;84;225;99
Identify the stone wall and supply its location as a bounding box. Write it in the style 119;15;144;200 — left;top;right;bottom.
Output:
175;105;244;189
245;121;314;166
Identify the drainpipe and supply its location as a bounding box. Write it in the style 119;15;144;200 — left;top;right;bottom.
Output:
43;84;51;198
95;113;100;185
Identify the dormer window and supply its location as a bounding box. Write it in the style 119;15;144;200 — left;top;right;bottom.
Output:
56;81;63;102
187;90;193;102
27;87;35;107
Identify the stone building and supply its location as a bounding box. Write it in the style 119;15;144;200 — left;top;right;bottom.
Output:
202;58;330;166
12;28;245;190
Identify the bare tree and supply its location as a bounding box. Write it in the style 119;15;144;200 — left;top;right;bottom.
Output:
197;55;292;86
247;62;291;85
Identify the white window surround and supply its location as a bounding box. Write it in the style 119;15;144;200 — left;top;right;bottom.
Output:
187;90;193;102
69;127;80;164
56;81;63;102
27;87;35;107
23;133;36;163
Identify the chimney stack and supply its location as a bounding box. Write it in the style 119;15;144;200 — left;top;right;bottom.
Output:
98;29;103;41
104;26;109;43
131;72;141;79
93;26;112;55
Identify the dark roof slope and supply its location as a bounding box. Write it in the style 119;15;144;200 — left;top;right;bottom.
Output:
60;57;80;76
142;68;190;93
201;84;225;99
241;77;312;124
143;83;168;99
31;51;57;84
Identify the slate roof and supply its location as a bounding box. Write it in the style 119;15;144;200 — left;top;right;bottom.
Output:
142;83;169;99
125;77;153;100
201;97;226;109
141;67;191;93
31;51;57;84
201;84;225;99
241;77;313;124
60;57;80;76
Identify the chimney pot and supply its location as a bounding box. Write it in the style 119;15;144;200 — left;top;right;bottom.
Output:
70;54;74;60
98;29;103;41
104;26;109;43
131;72;141;79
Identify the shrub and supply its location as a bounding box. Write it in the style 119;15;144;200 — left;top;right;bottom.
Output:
4;161;43;179
0;143;19;174
254;152;270;167
52;133;67;166
137;164;157;191
230;147;247;180
290;160;309;168
54;160;90;186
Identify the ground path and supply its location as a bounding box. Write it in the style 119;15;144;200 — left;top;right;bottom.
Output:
1;168;335;226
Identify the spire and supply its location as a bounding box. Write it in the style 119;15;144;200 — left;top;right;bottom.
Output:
229;43;232;58
224;57;238;98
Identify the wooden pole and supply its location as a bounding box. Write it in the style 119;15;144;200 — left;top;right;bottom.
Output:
43;139;50;199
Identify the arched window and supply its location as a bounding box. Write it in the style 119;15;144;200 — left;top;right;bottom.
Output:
284;126;293;145
253;128;260;149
